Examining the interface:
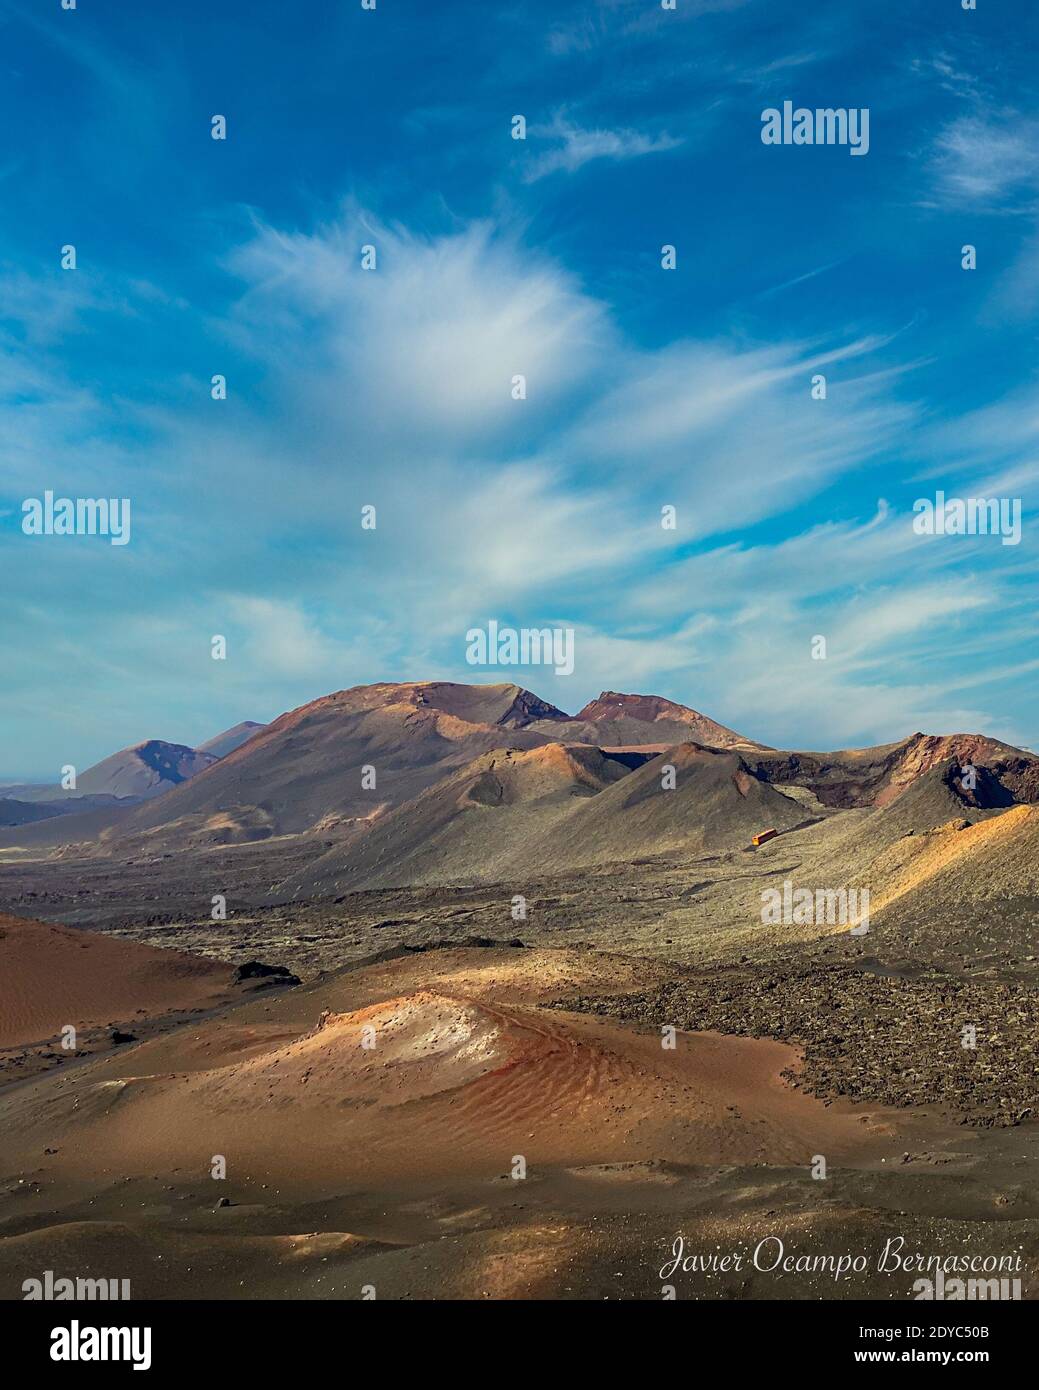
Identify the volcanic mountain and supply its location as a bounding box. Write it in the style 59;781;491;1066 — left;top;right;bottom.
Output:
278;741;803;897
0;722;266;815
746;732;1034;810
528;690;768;752
78;739;217;799
5;740;217;805
105;682;769;848
103;682;574;845
196;720;267;759
6;681;1036;891
870;758;1014;837
277;743;645;896
872;799;1039;910
832;792;1039;969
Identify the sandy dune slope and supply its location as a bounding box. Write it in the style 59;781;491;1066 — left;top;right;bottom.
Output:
868;803;1039;916
0;947;892;1194
0;913;234;1049
3;945;1033;1301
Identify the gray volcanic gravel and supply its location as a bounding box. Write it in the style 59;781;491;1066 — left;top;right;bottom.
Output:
553;963;1039;1127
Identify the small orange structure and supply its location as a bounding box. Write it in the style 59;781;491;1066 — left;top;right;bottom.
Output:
751;828;778;847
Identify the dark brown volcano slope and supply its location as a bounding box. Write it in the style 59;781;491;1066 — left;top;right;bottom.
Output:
747;732;1037;809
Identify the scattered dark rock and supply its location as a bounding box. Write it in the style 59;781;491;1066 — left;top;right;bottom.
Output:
232;960;301;988
553;961;1039;1127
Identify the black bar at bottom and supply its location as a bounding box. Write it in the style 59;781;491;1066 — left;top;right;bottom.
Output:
5;1298;1027;1374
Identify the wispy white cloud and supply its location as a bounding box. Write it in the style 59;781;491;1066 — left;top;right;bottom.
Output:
910;51;982;103
565;335;915;540
224;211;611;452
608;497;1034;748
2;205;1035;765
928;115;1039;208
754;259;846;300
523;114;683;181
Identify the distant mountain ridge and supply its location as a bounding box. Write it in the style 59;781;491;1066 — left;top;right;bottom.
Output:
99;681;768;846
196;721;267;759
2;682;1036;884
0;720;266;810
1;740;216;805
533;689;768;752
77;740;217;800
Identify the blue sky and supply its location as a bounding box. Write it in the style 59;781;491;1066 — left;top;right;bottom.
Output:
1;0;1037;779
